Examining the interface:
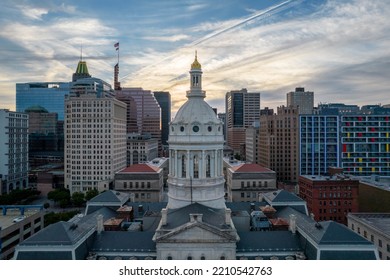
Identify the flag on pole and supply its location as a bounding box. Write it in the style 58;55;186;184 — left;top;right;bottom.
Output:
114;42;119;50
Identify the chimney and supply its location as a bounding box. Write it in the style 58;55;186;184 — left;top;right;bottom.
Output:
289;214;297;234
97;214;104;234
161;208;168;226
225;208;232;225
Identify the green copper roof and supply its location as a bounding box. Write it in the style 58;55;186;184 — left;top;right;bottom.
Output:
75;61;89;74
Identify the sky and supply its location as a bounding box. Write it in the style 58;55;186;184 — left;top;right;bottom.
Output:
0;0;389;115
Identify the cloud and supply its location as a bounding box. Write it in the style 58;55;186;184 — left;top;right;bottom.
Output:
120;0;390;114
17;5;49;20
142;34;190;42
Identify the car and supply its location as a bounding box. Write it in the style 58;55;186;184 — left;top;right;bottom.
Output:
13;216;26;223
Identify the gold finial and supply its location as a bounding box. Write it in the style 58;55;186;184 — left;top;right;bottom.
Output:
191;50;201;70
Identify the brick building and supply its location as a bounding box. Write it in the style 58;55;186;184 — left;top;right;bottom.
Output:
299;172;359;225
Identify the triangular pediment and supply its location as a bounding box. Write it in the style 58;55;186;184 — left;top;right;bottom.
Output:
156;222;237;243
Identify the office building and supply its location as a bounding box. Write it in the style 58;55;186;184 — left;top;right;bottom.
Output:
64;77;127;194
287;87;314;115
259;106;300;183
0;109;29;194
245;122;260;163
299;171;359;225
16;82;71;121
153;91;171;150
225;89;261;155
126;134;158;166
348;213;390;260
300;115;340;176
116;88;162;155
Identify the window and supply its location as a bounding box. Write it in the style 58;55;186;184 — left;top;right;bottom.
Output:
379;239;382;247
181;155;186;178
193;156;199;178
371;235;374;242
386;244;390;253
206;155;211;177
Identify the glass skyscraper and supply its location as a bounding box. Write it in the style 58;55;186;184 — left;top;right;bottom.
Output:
16;82;71;120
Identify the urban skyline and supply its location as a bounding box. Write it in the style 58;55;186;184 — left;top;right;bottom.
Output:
1;0;389;116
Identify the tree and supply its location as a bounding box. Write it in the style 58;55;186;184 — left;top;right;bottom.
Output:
47;189;70;207
85;189;99;201
71;192;85;207
43;202;50;210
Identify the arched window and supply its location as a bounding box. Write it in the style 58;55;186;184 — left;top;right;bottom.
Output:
181;155;186;178
206;155;211;178
193;155;199;178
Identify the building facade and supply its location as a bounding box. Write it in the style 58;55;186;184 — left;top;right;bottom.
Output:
348;213;390;260
225;89;260;155
259;106;299;183
16;82;71;121
341;115;390;176
114;164;164;202
299;173;359;225
224;160;277;202
126;134;158;166
0;206;44;260
0;110;29;194
153;91;171;150
286;87;314;115
115;88;162;155
245;122;260;163
64;77;127;194
300;115;340;176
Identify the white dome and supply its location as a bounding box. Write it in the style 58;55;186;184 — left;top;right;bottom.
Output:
173;98;219;125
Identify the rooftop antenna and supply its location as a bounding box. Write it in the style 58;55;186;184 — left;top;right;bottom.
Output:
80;44;83;61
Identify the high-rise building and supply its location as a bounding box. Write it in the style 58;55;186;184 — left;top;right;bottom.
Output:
0;109;29;194
300;115;340;176
153;91;171;149
245;122;260;163
16;82;71;121
299;172;359;225
64;77;127;194
72;60;91;82
341;115;390;176
217;113;226;140
115;88;162;155
16;60;92;121
259;106;300;183
287;87;314;115
24;106;59;151
225;89;260;155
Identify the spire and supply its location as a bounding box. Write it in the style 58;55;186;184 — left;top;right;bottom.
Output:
191;50;202;70
187;52;205;98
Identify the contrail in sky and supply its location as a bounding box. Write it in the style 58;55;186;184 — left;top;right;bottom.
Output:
120;0;302;82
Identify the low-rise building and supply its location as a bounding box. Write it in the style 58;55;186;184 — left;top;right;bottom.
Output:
299;172;359;225
0;205;44;259
348;213;390;260
114;164;164;202
224;158;276;202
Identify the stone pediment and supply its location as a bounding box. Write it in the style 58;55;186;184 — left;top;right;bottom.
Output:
156;222;237;243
